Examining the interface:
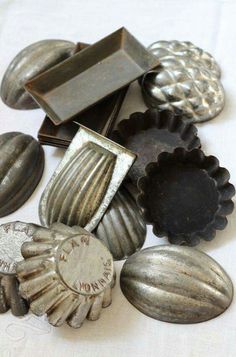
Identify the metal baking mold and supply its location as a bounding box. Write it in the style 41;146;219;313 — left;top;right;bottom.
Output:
39;125;136;231
17;222;115;328
93;185;146;260
140;40;225;123
38;87;128;148
1;39;76;109
138;148;235;245
25;27;159;125
120;245;233;324
0;275;28;316
0;132;44;217
111;108;201;184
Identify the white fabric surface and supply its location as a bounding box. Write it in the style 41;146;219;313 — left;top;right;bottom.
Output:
0;0;235;356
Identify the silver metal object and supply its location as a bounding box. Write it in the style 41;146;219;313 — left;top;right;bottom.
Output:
0;222;36;316
141;40;225;123
120;245;233;324
94;185;146;260
0;275;28;316
39;125;136;231
0;132;44;217
17;223;115;328
1;39;75;109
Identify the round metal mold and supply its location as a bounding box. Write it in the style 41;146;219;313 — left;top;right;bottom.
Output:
111;108;201;185
0;221;36;316
17;223;115;328
138;148;235;245
0;132;44;217
93;185;147;260
140;40;225;123
148;40;221;78
120;245;233;324
1;39;76;109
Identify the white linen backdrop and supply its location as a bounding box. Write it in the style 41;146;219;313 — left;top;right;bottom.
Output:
0;0;235;356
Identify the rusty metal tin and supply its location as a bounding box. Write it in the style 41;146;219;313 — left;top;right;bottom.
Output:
0;132;44;217
39;125;136;231
1;39;76;110
120;245;233;323
112;108;201;185
138;148;235;245
17;223;115;328
25;27;159;125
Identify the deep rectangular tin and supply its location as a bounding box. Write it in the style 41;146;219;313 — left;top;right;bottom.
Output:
25;27;159;125
38;87;128;148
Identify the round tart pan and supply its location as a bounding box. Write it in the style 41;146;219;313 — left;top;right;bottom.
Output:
138;148;235;246
111;108;201;185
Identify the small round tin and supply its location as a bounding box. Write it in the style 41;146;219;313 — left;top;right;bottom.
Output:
138;148;235;245
111;109;200;185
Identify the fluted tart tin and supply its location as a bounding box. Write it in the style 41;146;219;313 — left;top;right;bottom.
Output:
120;245;233;324
25;27;159;125
1;39;76;110
138;148;235;245
39;125;136;231
17;223;115;328
94;185;147;260
0;221;36;316
0;132;44;217
111;108;200;185
140;40;225;123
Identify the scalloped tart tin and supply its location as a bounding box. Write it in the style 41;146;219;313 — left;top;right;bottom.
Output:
138;148;235;245
111;109;201;185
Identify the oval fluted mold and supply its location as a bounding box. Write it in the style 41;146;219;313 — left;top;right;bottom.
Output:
1;39;75;109
0;132;44;217
120;245;233;324
94;185;146;260
40;142;116;227
17;222;115;328
0;276;29;316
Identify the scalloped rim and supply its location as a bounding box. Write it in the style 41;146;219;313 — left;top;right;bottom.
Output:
137;147;235;246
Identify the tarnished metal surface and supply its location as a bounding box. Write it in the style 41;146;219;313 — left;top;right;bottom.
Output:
1;39;75;109
120;245;233;324
25;28;159;125
138;148;235;245
94;185;146;260
39;125;136;231
0;275;28;316
0;221;36;316
0;222;38;275
141;40;225;123
0;132;44;217
111;108;201;184
17;223;115;328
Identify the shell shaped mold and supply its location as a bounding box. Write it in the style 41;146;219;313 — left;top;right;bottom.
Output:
94;185;146;260
0;132;44;217
120;245;233;324
1;39;76;109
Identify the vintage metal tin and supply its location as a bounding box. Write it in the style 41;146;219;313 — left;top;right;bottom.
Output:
39;125;136;231
17;223;115;328
94;185;146;260
138;148;235;245
140;40;225;123
25;27;159;125
38;87;128;148
120;245;233;324
0;221;37;316
0;132;44;217
1;39;76;109
111;108;201;185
